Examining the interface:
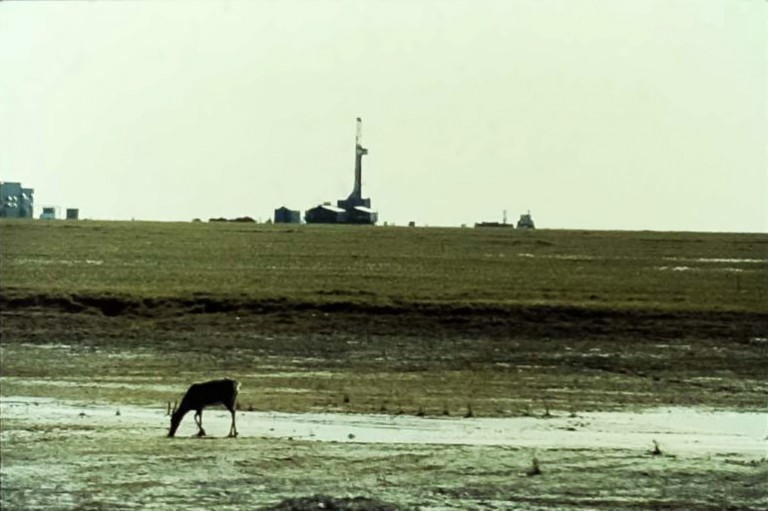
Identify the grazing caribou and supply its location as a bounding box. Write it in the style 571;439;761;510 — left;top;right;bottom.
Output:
168;378;240;438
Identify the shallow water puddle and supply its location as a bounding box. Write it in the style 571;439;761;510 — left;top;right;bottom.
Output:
2;396;765;456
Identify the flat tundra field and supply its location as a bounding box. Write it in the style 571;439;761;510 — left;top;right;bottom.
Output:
1;220;767;510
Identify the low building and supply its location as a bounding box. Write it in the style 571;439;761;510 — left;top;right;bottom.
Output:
475;222;514;228
40;206;56;220
274;206;301;224
66;208;79;220
347;206;378;225
0;182;34;218
304;204;346;224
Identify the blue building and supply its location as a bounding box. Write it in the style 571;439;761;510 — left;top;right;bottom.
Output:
0;182;34;218
274;206;301;224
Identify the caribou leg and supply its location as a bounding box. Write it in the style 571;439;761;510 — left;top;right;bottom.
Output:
194;410;206;437
227;406;238;437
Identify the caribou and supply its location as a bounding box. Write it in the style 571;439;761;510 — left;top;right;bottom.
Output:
168;378;240;438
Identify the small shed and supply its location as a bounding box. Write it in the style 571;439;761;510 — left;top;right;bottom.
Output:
304;204;346;224
274;206;301;224
66;208;79;220
40;206;56;220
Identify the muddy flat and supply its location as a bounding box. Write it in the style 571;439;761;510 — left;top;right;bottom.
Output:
2;396;766;510
2;308;768;510
3;396;767;453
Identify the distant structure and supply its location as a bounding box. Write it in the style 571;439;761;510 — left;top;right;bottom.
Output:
40;206;57;220
336;117;371;212
66;208;80;220
305;118;378;225
517;211;535;229
304;203;346;224
274;206;301;224
0;182;34;218
208;216;255;223
476;210;514;229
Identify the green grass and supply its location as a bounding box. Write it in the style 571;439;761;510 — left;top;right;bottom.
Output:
2;221;766;416
1;219;766;312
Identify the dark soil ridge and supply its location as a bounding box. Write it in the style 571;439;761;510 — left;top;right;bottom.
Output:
2;292;765;341
258;495;409;511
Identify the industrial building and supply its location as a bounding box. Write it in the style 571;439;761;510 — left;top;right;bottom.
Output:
274;206;301;224
304;203;346;224
476;210;536;229
305;118;378;225
476;210;514;228
517;212;536;229
0;182;34;218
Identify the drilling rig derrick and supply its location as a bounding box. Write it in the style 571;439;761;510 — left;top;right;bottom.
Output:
338;117;370;210
306;117;378;225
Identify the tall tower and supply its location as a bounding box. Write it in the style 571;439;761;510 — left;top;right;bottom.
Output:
307;117;378;225
338;117;371;210
350;117;368;201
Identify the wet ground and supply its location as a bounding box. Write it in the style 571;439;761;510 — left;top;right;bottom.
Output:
3;396;766;453
2;396;766;510
2;307;767;509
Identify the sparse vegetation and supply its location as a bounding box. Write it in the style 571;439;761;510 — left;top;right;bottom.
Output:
1;220;765;312
3;220;765;413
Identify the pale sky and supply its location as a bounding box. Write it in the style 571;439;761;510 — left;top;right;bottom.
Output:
1;0;766;232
